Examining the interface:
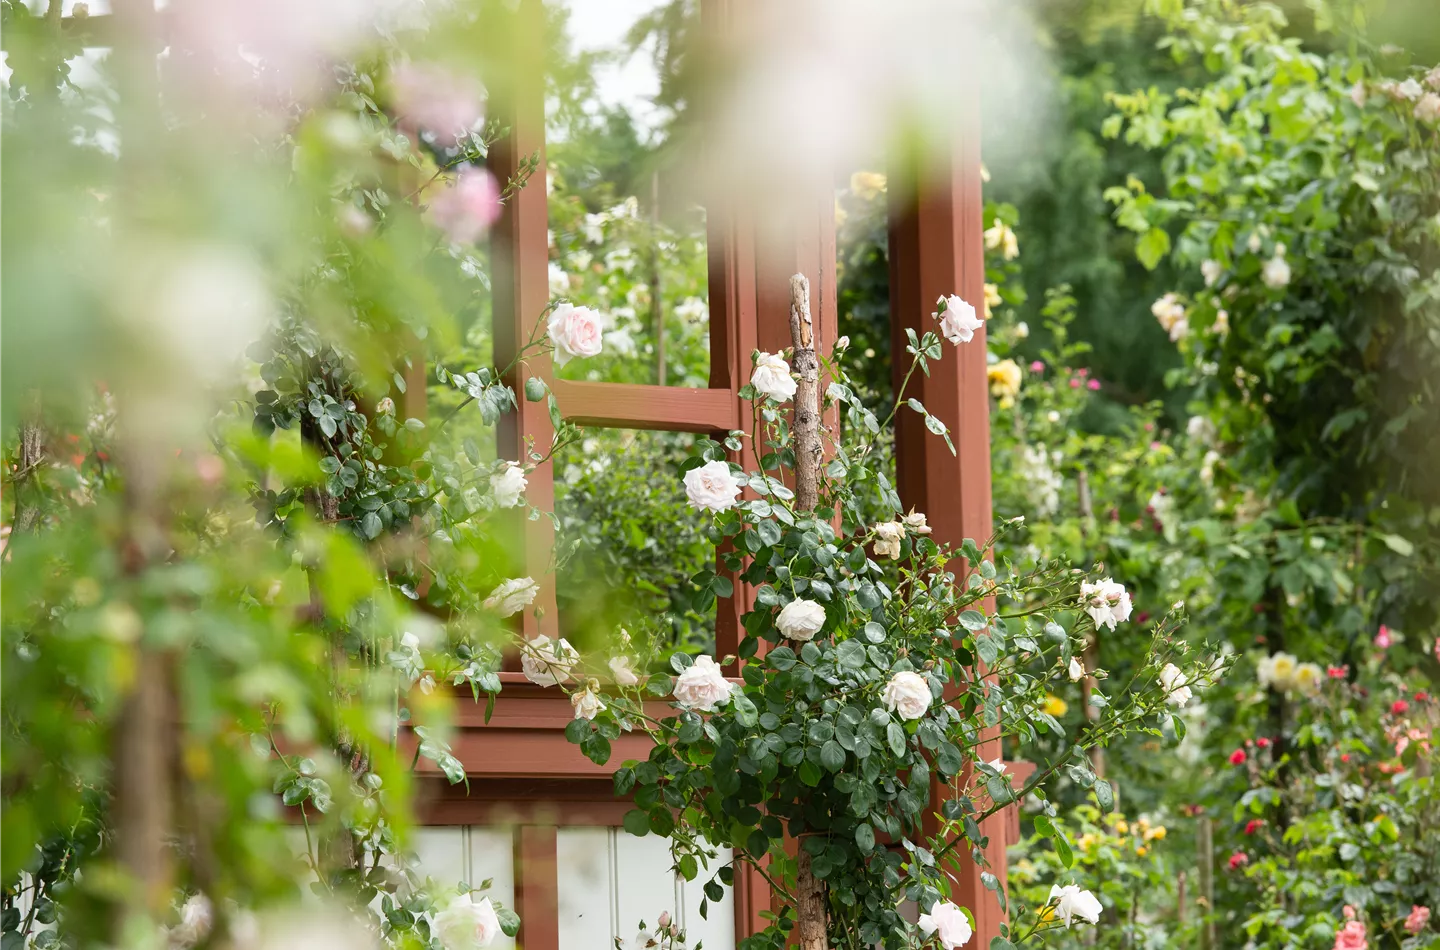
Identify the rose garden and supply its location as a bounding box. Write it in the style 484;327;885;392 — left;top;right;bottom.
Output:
1;1;1438;949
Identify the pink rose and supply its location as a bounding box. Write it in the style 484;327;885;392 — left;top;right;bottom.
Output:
546;303;605;366
1374;625;1392;649
1405;906;1430;935
1334;920;1367;950
427;167;501;244
392;62;485;147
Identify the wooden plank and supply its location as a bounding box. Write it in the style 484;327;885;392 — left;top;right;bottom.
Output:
550;379;738;432
489;0;557;641
513;825;560;950
889;114;1008;942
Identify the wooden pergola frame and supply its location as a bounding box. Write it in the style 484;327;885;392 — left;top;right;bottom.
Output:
7;1;1013;944
415;1;1016;946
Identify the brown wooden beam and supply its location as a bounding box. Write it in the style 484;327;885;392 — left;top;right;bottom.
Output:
550;379;739;432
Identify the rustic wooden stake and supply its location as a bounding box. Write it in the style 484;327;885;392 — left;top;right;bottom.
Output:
788;273;821;513
1197;817;1215;950
787;273;828;950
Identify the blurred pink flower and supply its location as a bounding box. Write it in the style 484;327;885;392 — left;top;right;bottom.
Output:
1087;379;1101;391
392;62;485;147
1030;360;1044;372
1405;906;1430;935
1068;378;1081;389
1375;625;1393;649
1334;920;1367;950
426;167;501;244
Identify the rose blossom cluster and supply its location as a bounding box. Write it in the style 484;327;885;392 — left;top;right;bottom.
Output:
1151;293;1188;342
1256;650;1323;696
1079;578;1132;631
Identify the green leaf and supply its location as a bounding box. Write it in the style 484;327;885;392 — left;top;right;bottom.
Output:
835;639;867;670
1055;833;1074;868
524;376;548;401
820;740;847;772
1095;779;1114;812
360;511;383;540
1381;533;1414;557
496;907;521;938
887;722;906;757
855;822;876;852
768;646;797;671
958;610;989;631
1136;227;1171;271
622;809;651;837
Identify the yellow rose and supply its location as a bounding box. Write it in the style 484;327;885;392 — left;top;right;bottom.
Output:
988;359;1023;407
1145;825;1167;841
1043;694;1068;717
1293;662;1323;696
1077;833;1099;851
849;171;887;201
983;282;1002;318
1136;845;1149;857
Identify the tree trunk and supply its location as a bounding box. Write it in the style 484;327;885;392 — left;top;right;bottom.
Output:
787;274;827;948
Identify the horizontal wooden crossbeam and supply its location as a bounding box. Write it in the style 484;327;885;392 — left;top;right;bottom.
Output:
549;380;740;434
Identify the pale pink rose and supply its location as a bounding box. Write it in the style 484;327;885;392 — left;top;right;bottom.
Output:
776;598;827;641
608;655;641;687
881;671;932;721
1405;906;1430;935
571;687;605;721
427;167;502;244
934;294;983;345
392;62;486;147
434;894;502;949
683;460;742;513
547;303;605;366
673;655;733;711
520;635;578;687
1415;93;1440;123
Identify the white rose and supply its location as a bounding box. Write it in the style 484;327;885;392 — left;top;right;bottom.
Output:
571;687;605;721
873;521;905;559
1247;232;1263;253
1080;578;1133;631
490;461;527;509
608;655;640;686
750;351;797;403
433;894;502;949
1186;415;1216;443
520;634;578;687
1159;662;1192;707
934;294;983;345
483;577;539;618
673;654;733;711
1397;77;1424;100
1262;252;1291;289
683;460;742;513
1049;884;1103;927
881;670;932;721
1201;259;1222;287
1292;661;1323;696
172;894;214;947
1068;657;1085;682
902;509;932;535
1015;321;1029;339
776;598;826;641
547;302;604;366
918;900;973;949
1418;92;1440;123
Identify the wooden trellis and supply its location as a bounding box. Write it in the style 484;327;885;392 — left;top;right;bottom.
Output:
421;1;1017;947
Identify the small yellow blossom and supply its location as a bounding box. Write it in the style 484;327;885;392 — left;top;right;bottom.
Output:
849;171;887;201
1144;825;1167;842
984;218;1019;261
988;359;1022;407
1077;833;1099;851
983;282;1002;318
1136;845;1149;857
1043;694;1068;717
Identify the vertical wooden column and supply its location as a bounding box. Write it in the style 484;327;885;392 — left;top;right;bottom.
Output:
513;825;559;950
490;0;557;641
889;125;1008;941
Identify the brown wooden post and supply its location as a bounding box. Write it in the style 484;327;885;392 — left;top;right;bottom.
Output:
888;122;1007;942
513;825;560;950
489;0;557;642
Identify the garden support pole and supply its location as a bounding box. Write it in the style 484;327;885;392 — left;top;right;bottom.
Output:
788;273;828;950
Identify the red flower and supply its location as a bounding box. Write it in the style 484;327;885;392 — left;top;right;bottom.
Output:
1341;753;1351;763
1328;665;1348;679
1392;700;1411;715
1256;737;1271;748
1244;819;1262;835
1228;852;1248;870
1375;625;1393;649
1229;748;1248;765
1416;692;1430;702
